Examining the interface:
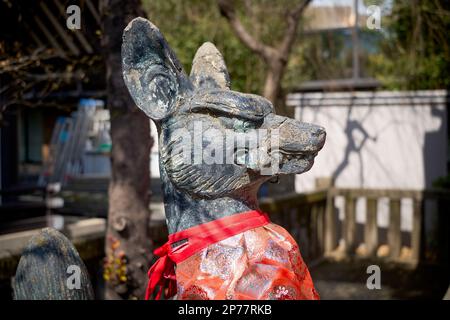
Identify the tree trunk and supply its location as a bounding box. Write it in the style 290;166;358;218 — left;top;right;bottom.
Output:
263;65;283;105
217;0;311;117
263;60;292;117
100;0;153;300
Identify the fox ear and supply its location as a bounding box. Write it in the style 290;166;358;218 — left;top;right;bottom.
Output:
190;42;231;90
122;18;191;121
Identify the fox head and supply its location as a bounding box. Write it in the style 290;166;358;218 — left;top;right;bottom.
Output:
122;18;325;201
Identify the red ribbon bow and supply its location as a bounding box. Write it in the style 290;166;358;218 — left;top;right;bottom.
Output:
144;210;270;300
144;243;177;300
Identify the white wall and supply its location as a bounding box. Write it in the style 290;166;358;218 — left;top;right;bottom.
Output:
150;120;160;178
289;90;448;192
288;90;448;232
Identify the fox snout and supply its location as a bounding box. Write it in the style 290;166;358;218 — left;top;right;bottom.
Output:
264;114;326;153
260;114;326;176
279;120;326;155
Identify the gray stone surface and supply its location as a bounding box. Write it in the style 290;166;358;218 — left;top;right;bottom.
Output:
13;228;94;300
122;18;326;234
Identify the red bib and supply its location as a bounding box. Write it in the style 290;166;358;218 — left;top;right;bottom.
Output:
145;210;270;300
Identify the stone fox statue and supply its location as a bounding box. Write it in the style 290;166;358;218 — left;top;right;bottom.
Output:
122;18;326;300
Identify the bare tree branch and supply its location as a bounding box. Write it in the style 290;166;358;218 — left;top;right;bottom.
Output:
279;0;311;61
217;0;274;60
218;0;311;108
218;0;311;63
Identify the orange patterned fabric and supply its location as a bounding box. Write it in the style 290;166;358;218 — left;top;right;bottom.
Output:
175;223;319;300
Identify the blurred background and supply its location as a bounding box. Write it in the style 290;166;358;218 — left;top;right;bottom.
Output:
0;0;449;300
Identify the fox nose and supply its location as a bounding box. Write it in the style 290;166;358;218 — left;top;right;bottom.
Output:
311;125;326;145
278;118;326;154
314;125;325;135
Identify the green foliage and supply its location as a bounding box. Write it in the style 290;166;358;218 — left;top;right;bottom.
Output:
141;0;449;94
367;0;450;89
142;0;357;94
142;0;313;95
284;30;350;86
142;0;265;94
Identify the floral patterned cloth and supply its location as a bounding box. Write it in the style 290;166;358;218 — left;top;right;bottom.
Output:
175;223;319;300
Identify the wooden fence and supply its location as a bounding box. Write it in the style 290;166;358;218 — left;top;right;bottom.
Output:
260;187;449;264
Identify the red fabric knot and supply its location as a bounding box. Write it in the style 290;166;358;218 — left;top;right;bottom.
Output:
144;210;270;300
144;242;177;300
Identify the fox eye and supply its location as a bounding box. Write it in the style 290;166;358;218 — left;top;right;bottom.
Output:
270;149;282;161
233;119;256;131
234;147;249;165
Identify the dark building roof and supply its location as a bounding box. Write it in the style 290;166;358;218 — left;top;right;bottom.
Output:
0;0;106;108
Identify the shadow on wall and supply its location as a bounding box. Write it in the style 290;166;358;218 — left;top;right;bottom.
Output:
291;91;449;254
332;104;377;186
424;105;447;187
331;100;446;188
294;90;448;192
422;98;448;261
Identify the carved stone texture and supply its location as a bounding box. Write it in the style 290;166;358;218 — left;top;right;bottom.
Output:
122;18;326;234
13;228;94;300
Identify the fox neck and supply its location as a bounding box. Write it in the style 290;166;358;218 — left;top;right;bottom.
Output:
159;163;261;234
